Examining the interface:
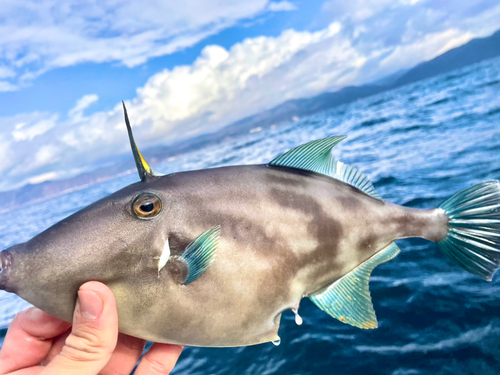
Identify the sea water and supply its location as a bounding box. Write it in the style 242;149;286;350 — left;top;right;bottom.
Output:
1;56;500;374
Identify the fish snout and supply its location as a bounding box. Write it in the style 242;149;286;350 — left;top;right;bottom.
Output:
0;249;13;292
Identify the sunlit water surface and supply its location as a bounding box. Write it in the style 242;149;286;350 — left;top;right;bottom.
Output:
1;57;500;374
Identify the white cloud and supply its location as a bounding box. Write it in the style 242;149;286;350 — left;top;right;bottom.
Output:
68;94;99;118
0;0;279;91
130;22;345;137
1;0;500;191
34;145;61;168
0;112;59;179
0;81;17;92
8;113;58;142
378;29;474;71
318;0;500;83
322;0;394;22
268;1;297;12
27;171;60;185
0;67;15;79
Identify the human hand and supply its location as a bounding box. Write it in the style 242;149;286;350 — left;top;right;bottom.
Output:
0;281;183;375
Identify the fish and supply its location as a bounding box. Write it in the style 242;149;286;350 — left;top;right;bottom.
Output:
0;103;499;347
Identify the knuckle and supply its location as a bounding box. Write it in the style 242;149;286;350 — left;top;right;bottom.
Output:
118;334;145;352
60;326;113;362
103;369;130;375
143;355;174;374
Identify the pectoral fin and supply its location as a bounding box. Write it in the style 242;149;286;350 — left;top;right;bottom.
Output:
175;226;221;284
309;242;400;329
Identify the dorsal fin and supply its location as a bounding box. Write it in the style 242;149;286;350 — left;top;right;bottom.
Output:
122;101;162;181
269;136;382;201
309;242;400;329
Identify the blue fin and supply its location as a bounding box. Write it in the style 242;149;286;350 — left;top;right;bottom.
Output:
269;136;382;201
179;226;221;284
437;180;500;281
309;242;400;329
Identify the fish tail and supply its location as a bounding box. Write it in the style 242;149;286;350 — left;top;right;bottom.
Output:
436;180;500;281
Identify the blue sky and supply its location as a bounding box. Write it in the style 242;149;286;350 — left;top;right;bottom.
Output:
0;0;499;191
0;0;325;117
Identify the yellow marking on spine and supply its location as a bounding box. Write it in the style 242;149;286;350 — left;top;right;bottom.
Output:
138;148;151;173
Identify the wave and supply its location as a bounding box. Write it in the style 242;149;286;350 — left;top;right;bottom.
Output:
355;324;495;354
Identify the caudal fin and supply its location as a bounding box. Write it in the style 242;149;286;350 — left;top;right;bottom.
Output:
437;180;500;281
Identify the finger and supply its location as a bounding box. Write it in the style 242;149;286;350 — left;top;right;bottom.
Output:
8;367;45;375
99;334;146;375
43;281;119;375
134;343;183;375
8;367;47;375
0;307;70;374
41;329;71;365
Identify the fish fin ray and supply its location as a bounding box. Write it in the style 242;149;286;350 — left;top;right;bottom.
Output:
179;226;221;284
309;242;400;329
122;101;163;180
269;136;382;201
437;180;500;281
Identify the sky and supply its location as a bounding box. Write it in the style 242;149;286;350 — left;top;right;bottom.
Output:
1;0;499;191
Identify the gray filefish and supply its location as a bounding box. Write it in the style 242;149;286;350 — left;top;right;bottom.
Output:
1;103;499;347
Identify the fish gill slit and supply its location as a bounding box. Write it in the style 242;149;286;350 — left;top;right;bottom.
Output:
158;237;171;276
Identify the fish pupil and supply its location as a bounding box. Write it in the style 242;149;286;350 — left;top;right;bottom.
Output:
141;202;154;212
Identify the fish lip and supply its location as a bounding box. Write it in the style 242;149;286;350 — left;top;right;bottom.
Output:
0;250;13;292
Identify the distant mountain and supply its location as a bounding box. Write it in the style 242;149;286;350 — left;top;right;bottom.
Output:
0;167;131;214
393;30;500;87
371;68;410;86
217;85;387;138
215;29;500;137
1;29;500;211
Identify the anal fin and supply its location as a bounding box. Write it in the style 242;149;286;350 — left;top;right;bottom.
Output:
309;242;400;329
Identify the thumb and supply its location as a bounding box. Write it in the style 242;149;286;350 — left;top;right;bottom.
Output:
42;282;119;375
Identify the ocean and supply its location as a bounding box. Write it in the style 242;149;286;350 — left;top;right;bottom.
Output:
1;56;500;374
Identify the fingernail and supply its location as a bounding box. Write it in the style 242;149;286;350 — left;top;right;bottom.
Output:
77;290;103;320
25;307;45;321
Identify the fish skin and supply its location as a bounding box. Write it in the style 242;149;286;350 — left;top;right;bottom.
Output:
0;164;447;347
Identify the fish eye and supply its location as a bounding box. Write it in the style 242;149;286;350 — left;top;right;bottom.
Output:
132;193;162;219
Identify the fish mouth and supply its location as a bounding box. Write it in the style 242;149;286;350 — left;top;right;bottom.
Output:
1;249;8;267
0;250;13;292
